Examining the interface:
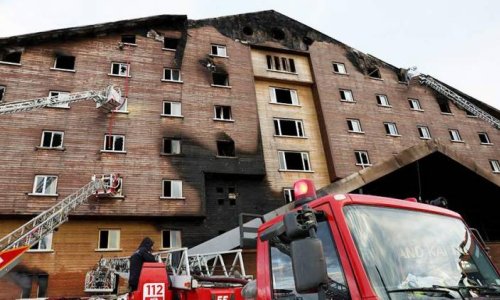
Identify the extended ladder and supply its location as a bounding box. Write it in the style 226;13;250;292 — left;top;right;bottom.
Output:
84;248;249;293
419;75;500;129
0;175;119;278
0;85;121;115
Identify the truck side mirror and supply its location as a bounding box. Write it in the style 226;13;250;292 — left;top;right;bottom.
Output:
290;237;328;293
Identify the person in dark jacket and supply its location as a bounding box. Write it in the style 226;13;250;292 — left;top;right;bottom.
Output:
129;237;157;291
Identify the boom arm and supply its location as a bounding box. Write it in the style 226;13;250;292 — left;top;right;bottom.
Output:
0;175;119;278
0;85;121;115
419;75;500;129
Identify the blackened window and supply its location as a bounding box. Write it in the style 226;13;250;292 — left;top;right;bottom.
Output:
367;67;381;79
54;55;75;70
439;101;452;114
164;38;179;50
1;51;21;63
217;140;235;157
212;73;229;86
121;35;136;44
0;86;5;101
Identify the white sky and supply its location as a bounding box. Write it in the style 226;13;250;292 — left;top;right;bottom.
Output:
1;0;499;109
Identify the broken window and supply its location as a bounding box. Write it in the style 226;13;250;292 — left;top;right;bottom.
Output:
163;38;179;50
41;131;64;148
283;188;295;203
332;62;347;74
408;98;423;110
478;132;491;144
32;175;58;195
384;122;399;136
162;138;181;154
274;118;305;137
347;119;363;133
270;87;299;105
217;140;235;157
376;94;391;107
266;55;296;73
29;232;53;251
163;68;181;82
19;274;48;299
0;85;5;101
211;44;227;57
449;129;462;142
417;126;431;139
110;62;130;77
1;51;21;64
214;105;232;121
163;101;182;116
113;97;128;112
48;90;70;108
161;230;182;249
354;151;371;167
162;180;183;198
439;101;452;114
339;89;354;102
271;28;285;40
104;134;125;152
490;160;500;173
54;55;75;70
278;151;311;171
121;35;136;44
212;72;229;86
367;67;381;79
98;229;120;250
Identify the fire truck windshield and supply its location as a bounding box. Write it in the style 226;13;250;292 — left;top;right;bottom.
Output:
344;205;500;299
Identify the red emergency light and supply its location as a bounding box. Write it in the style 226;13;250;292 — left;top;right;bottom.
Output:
293;179;317;207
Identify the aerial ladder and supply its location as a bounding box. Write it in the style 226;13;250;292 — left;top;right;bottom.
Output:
84;248;249;294
0;174;122;278
419;74;500;129
0;85;123;277
0;85;121;115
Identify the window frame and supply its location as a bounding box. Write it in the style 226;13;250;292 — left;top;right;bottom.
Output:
339;89;354;102
53;55;76;71
48;90;70;108
347;119;363;133
449;129;463;142
161;180;183;199
97;229;121;251
161;229;182;249
28;232;54;252
210;44;228;57
332;62;347;74
376;94;391;107
270;87;299;106
490;160;500;173
283;188;295;203
216;140;236;157
40;130;64;149
0;51;22;65
211;72;230;87
163;37;179;51
121;35;136;45
0;85;5;102
103;134;126;152
278;151;312;172
354;150;371;168
214;105;233;121
162;101;182;117
417;126;431;140
162;138;182;155
478;132;492;145
113;97;128;113
384;122;400;136
439;101;452;114
109;62;130;77
32;175;58;196
408;98;423;111
273;118;305;137
266;55;296;73
162;68;182;82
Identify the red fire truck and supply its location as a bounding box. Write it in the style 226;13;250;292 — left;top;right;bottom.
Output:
130;179;500;299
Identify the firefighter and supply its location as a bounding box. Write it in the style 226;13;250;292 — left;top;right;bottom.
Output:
129;237;156;291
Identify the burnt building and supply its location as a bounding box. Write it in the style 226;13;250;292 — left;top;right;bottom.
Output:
0;10;498;298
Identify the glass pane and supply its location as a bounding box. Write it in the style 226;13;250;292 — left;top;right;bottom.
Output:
109;230;119;249
171;140;181;154
171;103;181;115
172;181;182;197
45;176;57;194
34;177;45;193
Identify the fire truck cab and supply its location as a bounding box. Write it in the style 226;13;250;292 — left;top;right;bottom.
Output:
249;179;500;299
